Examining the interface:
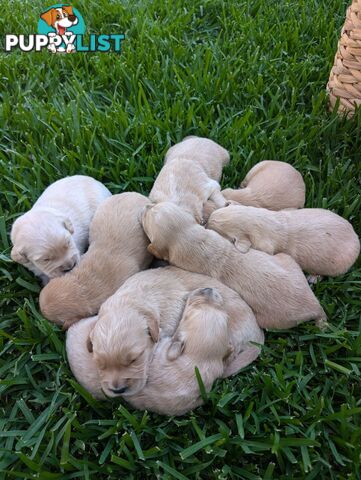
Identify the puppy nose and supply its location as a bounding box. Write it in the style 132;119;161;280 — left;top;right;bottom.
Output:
68;14;76;21
110;386;128;394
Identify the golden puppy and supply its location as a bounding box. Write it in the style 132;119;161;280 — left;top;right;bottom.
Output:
142;202;327;330
203;160;305;221
126;287;232;415
86;266;263;398
208;205;360;276
150;137;230;223
39;192;153;328
11;175;111;282
223;160;305;209
67;284;263;415
164;136;230;181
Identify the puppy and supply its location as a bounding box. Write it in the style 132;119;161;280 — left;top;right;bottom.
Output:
208;205;360;276
39;192;153;327
126;287;232;415
11;175;111;282
142;202;327;330
67;284;263;415
164;136;230;181
86;266;263;399
150;137;229;223
203;160;305;220
223;160;305;209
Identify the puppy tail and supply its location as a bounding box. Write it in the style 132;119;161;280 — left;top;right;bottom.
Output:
222;330;264;378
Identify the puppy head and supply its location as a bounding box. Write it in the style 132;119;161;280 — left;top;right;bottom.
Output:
88;302;160;398
207;205;246;245
141;202;196;260
167;287;230;362
11;210;80;278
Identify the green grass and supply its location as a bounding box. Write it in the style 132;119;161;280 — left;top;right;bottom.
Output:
1;0;361;478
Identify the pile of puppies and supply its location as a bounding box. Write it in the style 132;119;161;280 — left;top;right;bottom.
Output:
11;137;360;415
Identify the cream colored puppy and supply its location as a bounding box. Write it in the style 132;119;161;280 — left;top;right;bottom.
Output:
164;136;230;181
208;205;360;276
39;192;153;328
142;202;327;330
86;266;263;398
203;160;305;222
150;137;229;223
222;160;305;209
126;287;232;415
149;160;226;224
65;290;230;414
11;175;111;281
67;286;263;415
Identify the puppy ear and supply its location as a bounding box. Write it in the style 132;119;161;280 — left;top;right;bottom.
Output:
167;335;185;361
40;8;54;26
223;342;234;362
146;315;160;342
147;243;163;259
233;237;252;253
63;218;74;234
86;324;96;352
86;335;93;353
63;5;74;15
11;246;28;264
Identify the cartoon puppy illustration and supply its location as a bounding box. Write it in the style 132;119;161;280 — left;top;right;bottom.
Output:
40;5;78;53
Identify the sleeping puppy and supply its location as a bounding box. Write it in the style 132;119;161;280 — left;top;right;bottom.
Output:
203;160;305;221
11;175;111;282
86;266;263;398
164;136;230;182
207;205;360;277
150;137;229;223
66;289;229;414
67;286;263;415
39;192;153;328
142;202;327;330
126;287;232;415
223;160;305;209
149;160;226;224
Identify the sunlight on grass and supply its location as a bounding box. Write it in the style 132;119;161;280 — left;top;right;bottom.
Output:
0;0;360;478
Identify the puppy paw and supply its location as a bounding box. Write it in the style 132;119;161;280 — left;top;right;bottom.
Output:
307;275;323;285
315;317;328;331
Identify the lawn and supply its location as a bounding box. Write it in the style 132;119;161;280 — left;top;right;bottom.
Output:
0;0;361;478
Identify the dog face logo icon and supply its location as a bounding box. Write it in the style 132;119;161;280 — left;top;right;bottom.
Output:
40;5;78;36
38;4;86;53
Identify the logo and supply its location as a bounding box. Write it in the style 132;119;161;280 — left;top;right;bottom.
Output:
4;4;125;54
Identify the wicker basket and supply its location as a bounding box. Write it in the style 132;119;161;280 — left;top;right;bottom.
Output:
327;0;361;116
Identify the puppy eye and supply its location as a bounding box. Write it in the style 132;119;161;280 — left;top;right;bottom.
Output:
56;14;61;19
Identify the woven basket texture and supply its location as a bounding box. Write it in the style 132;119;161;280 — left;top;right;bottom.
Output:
327;0;361;116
